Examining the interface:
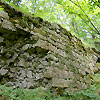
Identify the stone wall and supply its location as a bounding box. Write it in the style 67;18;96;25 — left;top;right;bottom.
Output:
0;1;99;92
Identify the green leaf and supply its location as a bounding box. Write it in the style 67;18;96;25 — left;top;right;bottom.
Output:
0;6;4;11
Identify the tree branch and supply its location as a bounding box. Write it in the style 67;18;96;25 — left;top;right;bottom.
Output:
69;0;100;35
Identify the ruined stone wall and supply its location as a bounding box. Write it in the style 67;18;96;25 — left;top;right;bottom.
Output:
0;1;99;92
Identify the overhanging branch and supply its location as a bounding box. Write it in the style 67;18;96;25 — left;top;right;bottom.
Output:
69;0;100;36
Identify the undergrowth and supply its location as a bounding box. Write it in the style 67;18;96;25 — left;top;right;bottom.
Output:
0;83;100;100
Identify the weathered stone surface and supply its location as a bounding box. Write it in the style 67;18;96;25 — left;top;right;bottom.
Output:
1;19;16;31
0;10;9;19
0;69;8;76
0;1;99;92
52;78;69;88
44;67;57;78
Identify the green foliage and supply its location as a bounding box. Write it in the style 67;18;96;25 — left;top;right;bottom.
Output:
0;6;4;11
3;0;21;5
0;84;100;100
0;86;52;100
63;85;100;100
92;74;100;85
82;38;100;51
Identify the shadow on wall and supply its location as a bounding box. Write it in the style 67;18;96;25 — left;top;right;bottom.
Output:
96;58;100;63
